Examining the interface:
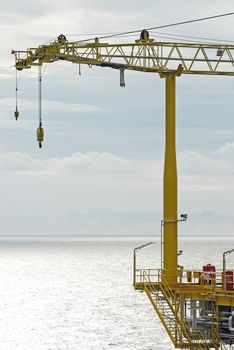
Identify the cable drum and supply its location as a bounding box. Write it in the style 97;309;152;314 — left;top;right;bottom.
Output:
58;34;67;44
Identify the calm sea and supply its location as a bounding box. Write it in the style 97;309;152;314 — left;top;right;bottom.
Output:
0;236;233;350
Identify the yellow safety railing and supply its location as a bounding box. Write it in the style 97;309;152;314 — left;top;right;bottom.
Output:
134;267;234;292
143;270;214;350
142;269;231;349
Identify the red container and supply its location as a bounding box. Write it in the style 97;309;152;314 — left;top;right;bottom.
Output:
203;264;216;273
202;264;216;285
225;270;234;291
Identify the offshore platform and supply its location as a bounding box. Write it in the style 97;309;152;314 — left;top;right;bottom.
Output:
12;29;234;349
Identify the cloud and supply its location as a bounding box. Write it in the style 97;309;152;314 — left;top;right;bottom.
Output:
0;141;233;180
47;151;129;174
0;152;43;172
216;142;234;157
0;151;149;174
0;98;102;114
0;145;233;235
176;143;234;191
179;142;234;177
217;130;234;136
0;67;14;79
179;150;216;175
0;141;234;193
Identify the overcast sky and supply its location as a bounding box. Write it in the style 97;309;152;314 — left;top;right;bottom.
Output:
1;0;234;236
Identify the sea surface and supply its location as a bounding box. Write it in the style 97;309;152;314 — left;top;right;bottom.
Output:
0;236;233;350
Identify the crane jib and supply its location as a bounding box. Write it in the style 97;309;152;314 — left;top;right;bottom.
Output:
12;34;234;76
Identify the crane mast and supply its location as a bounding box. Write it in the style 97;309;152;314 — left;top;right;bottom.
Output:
12;32;234;349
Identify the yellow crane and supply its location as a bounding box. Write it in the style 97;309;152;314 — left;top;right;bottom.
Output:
12;31;234;349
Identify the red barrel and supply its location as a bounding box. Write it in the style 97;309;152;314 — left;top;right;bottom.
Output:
225;270;234;291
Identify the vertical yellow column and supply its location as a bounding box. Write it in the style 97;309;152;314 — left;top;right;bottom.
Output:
163;74;178;284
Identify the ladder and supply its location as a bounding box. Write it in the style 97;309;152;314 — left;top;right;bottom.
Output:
143;271;223;349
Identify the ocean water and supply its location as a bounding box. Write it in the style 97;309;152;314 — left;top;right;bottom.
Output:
0;237;233;350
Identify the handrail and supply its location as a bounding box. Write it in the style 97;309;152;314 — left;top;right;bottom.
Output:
158;273;213;349
143;271;213;350
134;267;234;292
137;268;233;349
143;269;231;349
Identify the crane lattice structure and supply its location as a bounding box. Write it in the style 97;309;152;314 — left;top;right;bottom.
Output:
12;31;234;349
12;32;234;75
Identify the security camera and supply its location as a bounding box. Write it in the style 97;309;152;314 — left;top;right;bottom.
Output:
180;213;188;220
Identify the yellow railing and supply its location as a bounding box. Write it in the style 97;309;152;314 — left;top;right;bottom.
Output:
134;268;159;284
141;269;230;350
134;267;234;292
143;270;213;349
158;272;217;349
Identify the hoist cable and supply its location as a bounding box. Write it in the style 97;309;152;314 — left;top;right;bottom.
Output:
40;12;234;47
67;31;234;44
14;68;20;120
37;64;44;148
143;12;234;32
39;65;42;127
151;31;234;44
70;12;234;44
41;66;47;77
15;68;18;109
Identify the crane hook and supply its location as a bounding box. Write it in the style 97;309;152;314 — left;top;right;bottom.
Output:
37;121;44;148
14;106;19;121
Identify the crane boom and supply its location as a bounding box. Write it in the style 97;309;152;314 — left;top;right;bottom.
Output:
12;33;234;76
